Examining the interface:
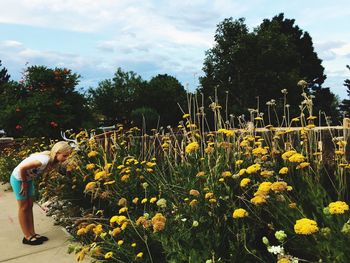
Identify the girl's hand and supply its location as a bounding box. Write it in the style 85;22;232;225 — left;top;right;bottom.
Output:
20;182;28;197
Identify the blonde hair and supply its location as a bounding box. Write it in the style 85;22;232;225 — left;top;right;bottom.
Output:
31;141;72;163
49;141;72;162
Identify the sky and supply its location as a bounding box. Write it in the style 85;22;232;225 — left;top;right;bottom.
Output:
0;0;349;99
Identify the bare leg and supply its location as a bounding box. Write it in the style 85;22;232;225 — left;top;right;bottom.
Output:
17;200;32;239
27;197;35;236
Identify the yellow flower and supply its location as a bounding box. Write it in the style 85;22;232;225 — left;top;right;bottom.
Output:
239;168;246;176
85;182;96;191
277;258;291;263
77;228;87;236
186;141;200;153
120;174;130;182
260;170;273;178
141;198;148;204
196;171;205;177
136;252;144;258
119;207;128;214
151;213;166;233
294;218;318;235
205;192;214;199
189;199;198;207
94;171;106;180
150;197;157;203
93;224;103;236
117;240;124;246
279;167;288;175
288;153;305;163
189;189;200;196
271;181;288;192
111;227;121;237
235;160;243;166
182;113;190;118
221;171;232;177
240;140;249;147
232;208;248;218
146;162;156;168
88;151;98;158
251;195;267;205
240;178;251;188
328;201;349;214
86;163;95;170
297;162;310;169
256;182;272;195
281;150;296;160
131;243;137;247
132;197;139;204
246;163;261;174
104;180;115;185
252;147;268;156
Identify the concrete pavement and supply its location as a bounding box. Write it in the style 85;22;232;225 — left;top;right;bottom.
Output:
0;183;80;263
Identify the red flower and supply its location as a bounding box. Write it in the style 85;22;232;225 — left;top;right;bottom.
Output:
50;121;58;128
15;124;22;130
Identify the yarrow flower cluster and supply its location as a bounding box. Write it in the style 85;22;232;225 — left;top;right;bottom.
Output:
185;141;199;153
328;201;349;215
294;218;319;235
232;208;249;218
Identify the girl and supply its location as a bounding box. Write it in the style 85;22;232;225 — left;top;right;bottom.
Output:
10;141;72;245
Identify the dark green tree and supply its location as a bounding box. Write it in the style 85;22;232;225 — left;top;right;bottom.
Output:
88;68;147;125
199;14;335;122
136;74;187;127
0;60;10;89
340;65;350;117
0;66;93;138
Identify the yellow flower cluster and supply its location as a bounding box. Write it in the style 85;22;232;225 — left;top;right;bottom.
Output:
252;147;268;156
221;171;232;178
110;215;128;230
240;178;251;188
270;181;288;193
151;213;166;233
294;218;319;235
232;208;249;218
279;167;288;175
217;128;235;137
288;153;305;163
185;141;200;153
328;201;349;215
246;163;261;174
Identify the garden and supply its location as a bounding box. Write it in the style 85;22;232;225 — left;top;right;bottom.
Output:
1;80;350;263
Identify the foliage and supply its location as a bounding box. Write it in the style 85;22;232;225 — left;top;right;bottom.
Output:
199;13;340;123
88;68;147;125
137;74;187;127
0;66;95;138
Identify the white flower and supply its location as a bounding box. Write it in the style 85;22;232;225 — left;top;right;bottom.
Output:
267;245;284;255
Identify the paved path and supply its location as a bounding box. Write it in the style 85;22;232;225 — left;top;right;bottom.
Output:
0;183;79;263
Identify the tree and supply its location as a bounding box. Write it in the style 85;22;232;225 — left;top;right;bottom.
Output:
199;14;334;123
136;74;187;127
0;60;10;89
340;65;350;117
88;68;147;125
0;65;93;138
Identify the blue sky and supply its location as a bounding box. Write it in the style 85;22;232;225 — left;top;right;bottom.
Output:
0;0;349;99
